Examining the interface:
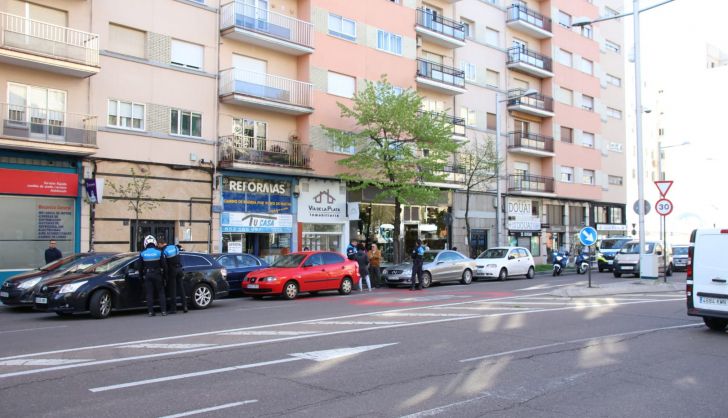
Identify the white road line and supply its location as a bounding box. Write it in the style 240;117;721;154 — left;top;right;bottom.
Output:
379;313;479;317
399;392;495;418
0;325;68;334
430;306;533;311
120;344;216;350
459;323;701;363
0;358;93;366
158;400;258;418
218;331;319;336
309;321;405;325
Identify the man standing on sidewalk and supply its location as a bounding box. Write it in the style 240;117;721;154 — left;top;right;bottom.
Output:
368;243;382;288
44;240;62;264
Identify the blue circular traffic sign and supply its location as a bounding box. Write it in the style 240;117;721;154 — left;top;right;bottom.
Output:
579;226;598;246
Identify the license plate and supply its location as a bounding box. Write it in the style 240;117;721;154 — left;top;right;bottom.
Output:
700;296;728;305
0;291;8;297
607;260;613;265
35;297;47;304
388;277;401;282
621;265;633;270
247;284;259;289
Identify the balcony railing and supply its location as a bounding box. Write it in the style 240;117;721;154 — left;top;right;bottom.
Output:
507;131;554;152
218;135;311;169
1;103;97;146
416;8;465;41
417;59;465;88
418;110;466;137
507;47;552;72
507;89;554;113
508;174;555;193
507;5;552;33
0;12;99;66
220;2;313;50
219;68;313;108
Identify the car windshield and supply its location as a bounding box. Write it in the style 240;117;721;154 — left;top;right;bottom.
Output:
599;239;631;250
673;247;689;256
478;249;508;259
83;256;135;274
620;243;655;254
37;254;84;272
271;254;306;268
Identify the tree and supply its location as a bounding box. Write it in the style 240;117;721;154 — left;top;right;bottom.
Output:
459;136;499;257
324;77;461;262
106;167;160;251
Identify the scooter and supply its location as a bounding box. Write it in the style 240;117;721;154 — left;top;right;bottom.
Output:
552;251;569;276
575;251;590;275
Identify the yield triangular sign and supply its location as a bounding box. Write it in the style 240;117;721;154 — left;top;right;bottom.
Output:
655;180;673;197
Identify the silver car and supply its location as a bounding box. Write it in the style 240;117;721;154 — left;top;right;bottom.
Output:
381;250;477;288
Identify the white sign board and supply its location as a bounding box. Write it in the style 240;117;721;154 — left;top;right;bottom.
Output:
297;180;347;223
227;241;243;253
506;197;541;231
221;212;293;233
597;224;627;231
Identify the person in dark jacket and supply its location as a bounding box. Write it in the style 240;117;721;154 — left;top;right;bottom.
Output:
355;243;371;292
346;238;358;261
44;240;62;264
160;238;186;314
140;235;166;317
410;239;425;291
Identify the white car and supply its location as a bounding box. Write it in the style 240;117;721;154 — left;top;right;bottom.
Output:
688;229;728;331
474;247;535;281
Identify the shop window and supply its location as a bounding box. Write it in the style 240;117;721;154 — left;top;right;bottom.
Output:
302;223;343;252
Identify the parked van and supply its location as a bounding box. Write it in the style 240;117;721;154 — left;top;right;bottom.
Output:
596;236;632;272
612;240;672;278
687;229;728;331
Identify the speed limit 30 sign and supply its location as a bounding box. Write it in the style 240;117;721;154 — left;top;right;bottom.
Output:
655;198;673;216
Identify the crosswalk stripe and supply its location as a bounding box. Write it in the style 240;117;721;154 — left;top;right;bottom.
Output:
307;321;406;325
379;312;478;317
218;330;319;336
0;359;93;366
120;344;216;350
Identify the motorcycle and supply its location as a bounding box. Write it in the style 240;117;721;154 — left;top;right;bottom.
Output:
575;251;590;275
552;251;569;276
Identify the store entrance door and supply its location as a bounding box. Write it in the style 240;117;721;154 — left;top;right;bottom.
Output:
132;220;175;251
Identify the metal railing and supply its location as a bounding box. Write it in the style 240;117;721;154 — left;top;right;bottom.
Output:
507;131;554;152
416;8;465;41
1;103;97;146
506;4;552;33
417;59;465;88
418;110;466;137
220;1;313;49
0;12;99;66
507;46;552;72
219;68;313;108
507;89;554;112
508;174;555;193
218;135;311;169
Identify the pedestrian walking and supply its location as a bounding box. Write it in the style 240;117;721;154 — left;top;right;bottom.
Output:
410;239;425;291
355;243;371;292
44;240;62;264
368;243;382;288
346;238;358;260
160;238;186;314
139;235;166;316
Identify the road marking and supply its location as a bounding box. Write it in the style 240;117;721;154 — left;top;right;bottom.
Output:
120;344;216;350
431;306;533;311
399;392;496;418
308;321;405;325
516;283;572;291
218;331;319;336
379;313;479;317
0;325;68;335
0;358;93;366
159;400;258;418
459;323;701;363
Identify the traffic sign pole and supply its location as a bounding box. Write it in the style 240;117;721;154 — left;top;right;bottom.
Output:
579;227;598;289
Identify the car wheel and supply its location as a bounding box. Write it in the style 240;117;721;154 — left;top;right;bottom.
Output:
613;272;622;278
703;317;728;331
526;266;535;280
191;284;213;309
422;272;432;288
498;268;508;281
460;269;473;285
89;289;112;319
667;263;673;277
338;277;353;295
282;281;298;300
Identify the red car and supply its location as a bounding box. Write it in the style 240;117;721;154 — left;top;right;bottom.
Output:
242;251;359;300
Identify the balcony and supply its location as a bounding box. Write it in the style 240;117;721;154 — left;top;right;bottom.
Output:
0;103;97;155
419;110;466;140
0;12;99;77
507;131;555;157
507;47;553;78
416;59;466;95
506;89;554;118
219;68;313;115
415;8;465;49
506;5;552;39
218;135;311;172
220;2;313;56
508;174;555;197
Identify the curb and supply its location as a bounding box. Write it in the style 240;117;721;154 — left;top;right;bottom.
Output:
550;281;684;297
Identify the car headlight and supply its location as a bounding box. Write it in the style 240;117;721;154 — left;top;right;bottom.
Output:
59;281;87;294
259;276;278;282
18;277;42;290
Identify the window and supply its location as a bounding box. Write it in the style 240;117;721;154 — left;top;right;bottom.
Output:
487;113;496;130
108;23;146;58
561;166;574;183
322;252;345;265
328;14;356;41
547;205;564;226
595;206;608;223
579;25;593;39
329;130;355;154
7;1;67;25
422;99;445;113
170;109;201;138
568;206;586;227
557;49;572;67
180;254;211;267
7;82;67;137
486;69;499;87
170;39;203;70
108;99;145;130
609;175;624;186
561;126;573;143
558;87;573;105
582;132;595;148
376;30;402;55
327;72;356;98
461;18;474;38
606;74;621;87
582;94;594;111
609;207;623;224
580;58;593;74
583;169;595;185
485;27;499;46
461;61;477;82
605;40;621;53
607;107;622;119
459;107;476;126
557;10;571;28
609;142;623;152
512;78;528;90
233;118;267;150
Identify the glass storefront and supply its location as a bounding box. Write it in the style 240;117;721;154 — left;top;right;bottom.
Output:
301;224;342;252
509;234;541;257
222;232;290;264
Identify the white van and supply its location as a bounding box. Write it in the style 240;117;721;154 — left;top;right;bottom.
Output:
687;229;728;331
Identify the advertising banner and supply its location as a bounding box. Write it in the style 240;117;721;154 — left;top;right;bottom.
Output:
0;168;78;197
506;197;541;231
297;180;347;223
221;212;293;233
222;177;291;214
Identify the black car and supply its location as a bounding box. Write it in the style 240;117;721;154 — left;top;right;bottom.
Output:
1;253;116;306
212;253;269;293
33;252;229;319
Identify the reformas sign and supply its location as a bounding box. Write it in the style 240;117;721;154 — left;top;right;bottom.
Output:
222;177;291;214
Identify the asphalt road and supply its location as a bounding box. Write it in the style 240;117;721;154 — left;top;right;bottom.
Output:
1;271;724;418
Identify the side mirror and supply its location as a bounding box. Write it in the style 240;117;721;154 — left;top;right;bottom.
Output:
656;250;663;256
303;261;313;268
508;255;515;260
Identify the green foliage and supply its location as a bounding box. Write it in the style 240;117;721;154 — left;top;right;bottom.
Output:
106;167;160;218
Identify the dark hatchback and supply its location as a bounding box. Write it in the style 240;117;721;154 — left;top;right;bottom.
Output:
212;253;269;293
33;252;229;319
1;253;116;306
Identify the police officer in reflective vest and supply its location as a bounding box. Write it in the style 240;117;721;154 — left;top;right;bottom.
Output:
410;239;425;291
160;238;187;314
140;235;166;317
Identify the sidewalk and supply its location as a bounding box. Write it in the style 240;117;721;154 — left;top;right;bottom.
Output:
550;279;684;297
